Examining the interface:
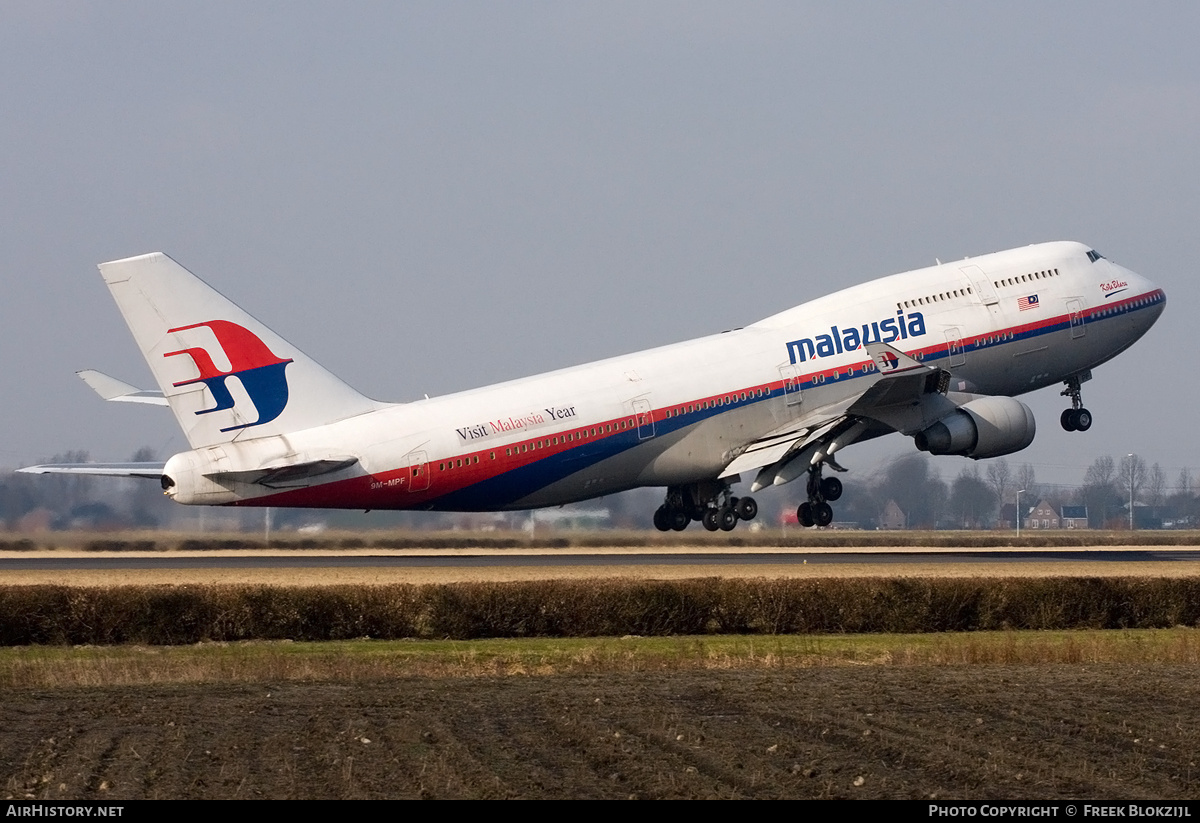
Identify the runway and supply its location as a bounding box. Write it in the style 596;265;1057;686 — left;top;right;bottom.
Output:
1;546;1199;587
5;548;1200;571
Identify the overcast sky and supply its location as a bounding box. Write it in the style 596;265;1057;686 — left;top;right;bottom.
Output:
2;1;1195;492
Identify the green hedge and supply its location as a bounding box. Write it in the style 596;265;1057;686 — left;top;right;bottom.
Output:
3;577;1200;645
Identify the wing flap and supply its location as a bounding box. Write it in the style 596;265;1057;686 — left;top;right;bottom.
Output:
718;423;814;478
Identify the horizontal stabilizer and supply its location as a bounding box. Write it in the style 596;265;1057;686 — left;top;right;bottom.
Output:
17;462;165;479
77;369;168;406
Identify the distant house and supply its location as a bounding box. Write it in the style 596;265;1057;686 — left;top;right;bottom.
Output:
998;502;1033;530
879;500;906;530
1024;500;1060;530
1060;505;1089;529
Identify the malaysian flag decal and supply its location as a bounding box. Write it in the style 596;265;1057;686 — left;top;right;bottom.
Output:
1018;294;1039;311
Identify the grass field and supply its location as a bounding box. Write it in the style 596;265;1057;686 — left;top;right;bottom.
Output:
3;628;1200;688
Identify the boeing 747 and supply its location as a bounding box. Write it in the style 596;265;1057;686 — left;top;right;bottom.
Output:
21;241;1165;530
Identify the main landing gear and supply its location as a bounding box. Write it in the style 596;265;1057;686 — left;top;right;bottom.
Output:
1060;373;1093;432
653;481;759;532
796;464;842;528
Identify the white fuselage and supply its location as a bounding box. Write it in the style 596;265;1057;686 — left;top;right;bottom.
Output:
163;241;1164;511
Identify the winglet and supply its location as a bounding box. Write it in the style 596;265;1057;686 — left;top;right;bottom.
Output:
863;342;928;375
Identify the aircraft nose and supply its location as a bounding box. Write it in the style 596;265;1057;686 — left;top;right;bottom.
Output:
1115;262;1166;325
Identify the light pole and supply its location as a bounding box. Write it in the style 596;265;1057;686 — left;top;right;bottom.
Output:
1128;453;1135;531
1016;489;1025;537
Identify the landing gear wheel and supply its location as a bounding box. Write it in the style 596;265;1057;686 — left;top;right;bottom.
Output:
820;477;843;502
702;509;720;531
719;508;738;531
735;496;758;521
797;502;815;528
1061;408;1093;432
653;506;671;531
670;510;690;531
1060;374;1093;433
814;501;834;527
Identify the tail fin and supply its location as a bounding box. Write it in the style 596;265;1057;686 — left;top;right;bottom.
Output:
99;253;383;448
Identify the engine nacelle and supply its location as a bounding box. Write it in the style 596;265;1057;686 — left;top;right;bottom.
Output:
913;396;1036;459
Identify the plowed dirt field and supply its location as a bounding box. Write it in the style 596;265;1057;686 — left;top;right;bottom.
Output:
4;664;1198;799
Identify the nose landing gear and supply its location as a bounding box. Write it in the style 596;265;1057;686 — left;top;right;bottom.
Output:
1060;372;1093;432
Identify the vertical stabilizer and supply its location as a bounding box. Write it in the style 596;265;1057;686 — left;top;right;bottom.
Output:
99;253;384;448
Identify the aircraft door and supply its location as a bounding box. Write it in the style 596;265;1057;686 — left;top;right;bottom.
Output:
1067;299;1086;339
779;365;803;408
406;450;430;492
960;265;1001;317
944;327;966;368
632;398;655;440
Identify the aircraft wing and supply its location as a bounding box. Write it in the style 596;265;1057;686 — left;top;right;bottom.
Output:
721;343;949;489
77;369;168;406
17;462;166;479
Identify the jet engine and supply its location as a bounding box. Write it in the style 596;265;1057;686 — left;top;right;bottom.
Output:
913;396;1036;459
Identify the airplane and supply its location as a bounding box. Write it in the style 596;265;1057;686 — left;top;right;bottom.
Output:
20;241;1165;530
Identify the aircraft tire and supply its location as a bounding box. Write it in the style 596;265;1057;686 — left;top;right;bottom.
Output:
1074;408;1092;431
736;496;758;521
702;510;720;531
798;502;815;528
820;477;843;501
814;501;834;527
719;508;738;531
670;510;690;531
1061;409;1077;432
653;506;671;532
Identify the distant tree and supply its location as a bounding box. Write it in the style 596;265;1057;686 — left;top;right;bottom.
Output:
1079;456;1121;527
1146;463;1168;510
875;454;945;528
0;471;39;529
1166;469;1200;527
985;458;1012;513
125;446;166;528
1016;463;1039;507
947;466;995;528
832;479;885;530
1118;454;1148;511
40;451;93;521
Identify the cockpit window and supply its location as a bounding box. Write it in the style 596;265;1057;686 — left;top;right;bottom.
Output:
1086;249;1105;263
